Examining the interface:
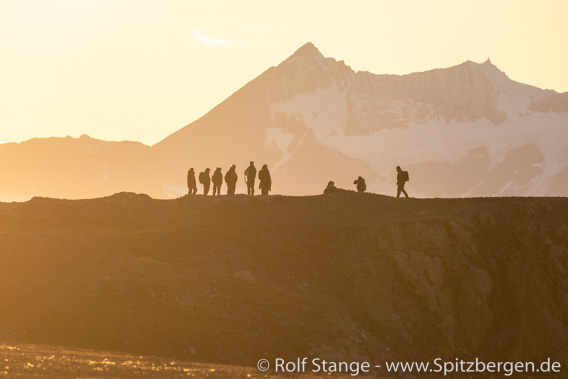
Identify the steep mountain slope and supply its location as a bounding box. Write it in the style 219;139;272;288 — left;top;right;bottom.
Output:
1;43;567;201
0;193;567;376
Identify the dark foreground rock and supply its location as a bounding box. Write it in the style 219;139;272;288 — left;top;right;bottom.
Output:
0;193;567;377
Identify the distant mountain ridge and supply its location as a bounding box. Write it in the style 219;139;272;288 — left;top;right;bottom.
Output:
1;42;567;201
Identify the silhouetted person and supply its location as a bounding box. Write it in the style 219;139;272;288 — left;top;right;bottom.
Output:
244;161;257;196
353;176;366;193
212;167;223;196
187;167;197;195
199;168;211;195
396;166;409;198
225;164;238;195
323;181;337;194
258;164;272;195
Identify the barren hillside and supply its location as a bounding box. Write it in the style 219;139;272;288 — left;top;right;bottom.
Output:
0;192;567;377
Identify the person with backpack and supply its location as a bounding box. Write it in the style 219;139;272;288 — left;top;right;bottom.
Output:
244;161;257;196
199;168;211;195
187;167;197;195
212;167;223;196
353;176;366;193
224;164;238;195
396;166;409;198
258;164;272;195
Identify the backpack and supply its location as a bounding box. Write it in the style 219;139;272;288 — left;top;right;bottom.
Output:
402;171;409;182
198;172;206;184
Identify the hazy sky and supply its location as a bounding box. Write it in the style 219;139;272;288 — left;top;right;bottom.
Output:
1;0;567;145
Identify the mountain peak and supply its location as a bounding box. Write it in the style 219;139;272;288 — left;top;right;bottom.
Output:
293;42;322;56
453;59;508;83
481;58;500;71
283;42;326;65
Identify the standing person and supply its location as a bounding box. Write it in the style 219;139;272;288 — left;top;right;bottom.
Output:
244;161;257;196
353;176;366;193
396;166;409;198
258;164;272;195
225;164;238;195
187;167;197;195
212;167;223;196
199;168;211;195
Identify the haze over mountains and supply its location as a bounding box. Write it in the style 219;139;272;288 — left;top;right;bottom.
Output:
1;42;567;201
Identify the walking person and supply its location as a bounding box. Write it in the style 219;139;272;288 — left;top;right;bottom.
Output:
258;164;272;195
187;167;197;195
225;164;238;195
199;168;211;195
244;161;257;196
396;166;409;198
212;167;223;196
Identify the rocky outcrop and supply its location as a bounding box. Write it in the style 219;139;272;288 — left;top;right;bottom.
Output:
530;92;568;113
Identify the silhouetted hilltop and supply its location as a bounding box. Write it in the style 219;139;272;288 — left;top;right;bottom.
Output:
1;193;567;376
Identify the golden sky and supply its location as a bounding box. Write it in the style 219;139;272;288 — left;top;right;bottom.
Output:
1;0;567;145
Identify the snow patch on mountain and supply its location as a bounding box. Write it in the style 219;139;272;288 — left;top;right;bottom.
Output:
102;165;109;183
265;128;295;154
270;85;348;137
271;130;309;172
329;112;568;196
476;60;543;117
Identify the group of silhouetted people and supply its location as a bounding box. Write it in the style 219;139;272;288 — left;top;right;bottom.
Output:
324;165;410;198
188;163;409;198
187;162;272;196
